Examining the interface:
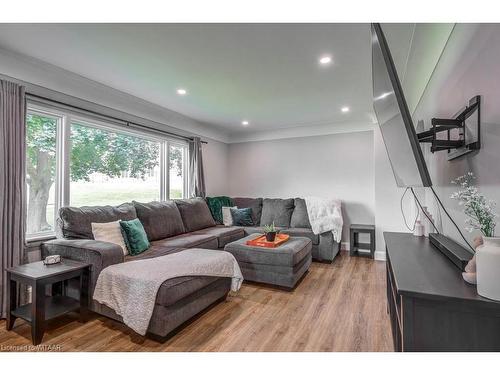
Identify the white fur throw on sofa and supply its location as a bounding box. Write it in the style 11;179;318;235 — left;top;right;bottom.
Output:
304;196;343;242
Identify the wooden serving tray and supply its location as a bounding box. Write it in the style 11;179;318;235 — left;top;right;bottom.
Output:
246;233;290;248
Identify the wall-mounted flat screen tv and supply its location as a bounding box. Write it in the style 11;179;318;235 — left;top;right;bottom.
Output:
371;23;432;187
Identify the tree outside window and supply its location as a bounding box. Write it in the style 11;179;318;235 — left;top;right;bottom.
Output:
26;113;57;234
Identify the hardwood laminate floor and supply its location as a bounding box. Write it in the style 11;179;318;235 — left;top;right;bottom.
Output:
0;252;393;352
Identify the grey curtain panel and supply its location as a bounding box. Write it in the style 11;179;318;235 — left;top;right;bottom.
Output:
188;136;206;198
0;80;26;319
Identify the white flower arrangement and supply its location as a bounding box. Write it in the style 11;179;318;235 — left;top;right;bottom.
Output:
450;172;498;237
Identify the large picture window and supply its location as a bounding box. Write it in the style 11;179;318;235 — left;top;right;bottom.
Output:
69;121;161;207
26;104;189;239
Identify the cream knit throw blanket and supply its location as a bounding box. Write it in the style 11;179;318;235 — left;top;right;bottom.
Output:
304;196;343;242
93;249;243;335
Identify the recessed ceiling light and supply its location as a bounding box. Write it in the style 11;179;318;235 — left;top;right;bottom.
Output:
177;88;187;95
374;91;392;101
341;106;350;113
319;55;332;65
242;120;249;126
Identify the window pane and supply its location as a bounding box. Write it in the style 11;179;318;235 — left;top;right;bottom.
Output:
26;113;57;236
169;144;185;199
70;123;160;207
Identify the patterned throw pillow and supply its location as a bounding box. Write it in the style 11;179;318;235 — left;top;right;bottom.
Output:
91;221;128;256
222;206;237;226
119;218;150;256
230;207;254;226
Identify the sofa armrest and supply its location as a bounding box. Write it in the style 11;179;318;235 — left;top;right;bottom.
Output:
317;232;341;262
42;239;124;296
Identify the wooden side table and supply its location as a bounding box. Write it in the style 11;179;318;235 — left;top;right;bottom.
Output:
6;259;90;345
349;224;376;259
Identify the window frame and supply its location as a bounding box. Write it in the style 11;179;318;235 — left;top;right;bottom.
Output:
26;102;190;241
168;141;190;200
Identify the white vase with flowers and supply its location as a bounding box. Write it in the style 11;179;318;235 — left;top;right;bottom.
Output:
451;172;500;300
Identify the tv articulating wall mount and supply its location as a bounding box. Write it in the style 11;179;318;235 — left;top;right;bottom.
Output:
417;95;481;160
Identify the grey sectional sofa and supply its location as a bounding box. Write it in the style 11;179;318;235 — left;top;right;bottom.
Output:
42;196;340;340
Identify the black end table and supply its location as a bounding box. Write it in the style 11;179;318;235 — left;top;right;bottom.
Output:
349;224;376;259
6;259;90;345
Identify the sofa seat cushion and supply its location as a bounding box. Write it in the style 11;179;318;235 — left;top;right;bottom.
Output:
237;226;287;236
280;228;319;245
175;198;216;232
290;198;312;229
260;198;295;227
224;234;312;267
232;197;263;225
151;233;218;249
57;203;137;240
125;245;184;261
133;200;185;241
192;225;245;248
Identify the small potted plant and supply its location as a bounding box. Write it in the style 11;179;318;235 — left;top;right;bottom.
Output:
451;172;500;300
263;222;278;242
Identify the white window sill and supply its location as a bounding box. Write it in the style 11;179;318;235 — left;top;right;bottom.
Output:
26;233;57;244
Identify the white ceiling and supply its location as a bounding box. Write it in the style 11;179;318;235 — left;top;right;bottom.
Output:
0;23;379;137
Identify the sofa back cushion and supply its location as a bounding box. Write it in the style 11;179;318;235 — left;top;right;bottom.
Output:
175;198;216;232
57;203;137;239
260;198;295;227
232;197;263;225
133;200;186;241
290;198;312;228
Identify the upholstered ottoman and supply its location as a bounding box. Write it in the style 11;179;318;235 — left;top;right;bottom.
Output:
224;233;312;289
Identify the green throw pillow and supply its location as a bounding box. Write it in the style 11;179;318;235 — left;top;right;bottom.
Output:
120;218;150;255
206;196;234;224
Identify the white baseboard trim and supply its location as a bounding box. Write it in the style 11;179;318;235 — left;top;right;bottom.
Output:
340;242;386;261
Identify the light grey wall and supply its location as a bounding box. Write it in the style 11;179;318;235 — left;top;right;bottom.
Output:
227;131;375;242
374;126;409;253
412;24;500;246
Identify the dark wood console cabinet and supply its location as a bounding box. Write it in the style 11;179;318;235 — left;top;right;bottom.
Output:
385;232;500;351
